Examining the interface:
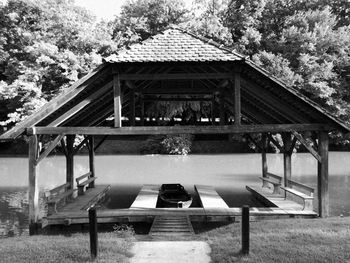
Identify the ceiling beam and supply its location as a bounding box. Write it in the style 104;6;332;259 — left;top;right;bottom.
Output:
119;73;233;80
27;124;333;136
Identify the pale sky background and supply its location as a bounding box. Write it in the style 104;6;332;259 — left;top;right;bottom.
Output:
0;0;193;21
75;0;125;20
75;0;193;21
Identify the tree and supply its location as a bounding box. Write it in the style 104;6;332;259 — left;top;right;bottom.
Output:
0;0;118;126
111;0;189;45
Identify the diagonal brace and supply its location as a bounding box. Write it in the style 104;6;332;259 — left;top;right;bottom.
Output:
292;131;321;162
36;134;65;165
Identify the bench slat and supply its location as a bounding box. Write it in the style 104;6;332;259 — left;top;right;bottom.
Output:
77;177;97;187
49;182;71;195
281;187;313;199
287;180;314;194
266;172;282;181
47;189;75;204
259;177;280;185
76;172;92;183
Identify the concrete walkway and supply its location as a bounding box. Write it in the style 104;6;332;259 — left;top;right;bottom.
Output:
130;241;211;263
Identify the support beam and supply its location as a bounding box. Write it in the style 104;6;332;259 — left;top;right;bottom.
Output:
113;73;122;127
27;123;333;136
282;133;292;188
140;94;145;126
59;138;68;157
318;131;329;217
267;134;284;153
129;89;135;126
94;135;108;152
219;89;225;125
234;72;241;125
211;94;215;125
292;131;321;162
73;135;90;155
119;72;233;80
28;135;39;235
261;134;268;187
36;134;65;165
89;136;95;188
66;135;75;190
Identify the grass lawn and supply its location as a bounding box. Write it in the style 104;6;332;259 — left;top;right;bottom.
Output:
199;217;350;263
0;232;134;263
0;217;349;262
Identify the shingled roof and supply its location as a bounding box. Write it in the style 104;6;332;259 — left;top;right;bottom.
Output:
105;27;243;63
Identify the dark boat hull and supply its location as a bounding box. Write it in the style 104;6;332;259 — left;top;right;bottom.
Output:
159;184;192;208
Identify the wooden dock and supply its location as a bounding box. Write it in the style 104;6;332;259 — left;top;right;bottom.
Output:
130;185;159;208
246;185;317;215
195;185;229;208
43;185;110;227
42;184;318;227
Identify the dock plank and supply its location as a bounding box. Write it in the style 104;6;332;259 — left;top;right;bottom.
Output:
60;185;110;212
130;184;159;208
195;185;229;209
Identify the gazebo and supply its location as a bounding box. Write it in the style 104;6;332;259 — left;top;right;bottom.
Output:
1;27;349;234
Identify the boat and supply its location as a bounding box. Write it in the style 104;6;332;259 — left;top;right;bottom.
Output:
159;184;192;208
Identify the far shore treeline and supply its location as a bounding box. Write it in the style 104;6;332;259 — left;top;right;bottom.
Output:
1;0;350;152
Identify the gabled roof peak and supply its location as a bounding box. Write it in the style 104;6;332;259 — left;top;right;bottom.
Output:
105;27;243;63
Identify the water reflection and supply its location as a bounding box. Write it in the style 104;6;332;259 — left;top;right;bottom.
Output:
0;188;28;237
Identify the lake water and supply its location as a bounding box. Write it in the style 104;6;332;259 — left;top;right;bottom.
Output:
0;152;349;237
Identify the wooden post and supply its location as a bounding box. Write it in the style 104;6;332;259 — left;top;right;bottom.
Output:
140;94;145;126
241;205;250;255
129;89;135;126
89;208;98;259
282;133;292;188
219;88;225;125
261;133;268;187
66;135;75;190
113;73;122;127
234;72;241;125
89;136;95;188
318;131;329;217
28;134;39;235
211;93;215;125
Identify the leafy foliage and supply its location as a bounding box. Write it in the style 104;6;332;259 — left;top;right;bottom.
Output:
161;134;193;155
140;134;193;155
0;0;118;126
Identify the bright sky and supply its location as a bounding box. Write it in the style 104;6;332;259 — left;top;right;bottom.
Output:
74;0;125;20
0;0;193;21
75;0;193;21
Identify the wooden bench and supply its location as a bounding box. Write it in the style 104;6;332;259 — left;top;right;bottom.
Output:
281;180;314;211
76;172;96;196
46;183;75;215
259;173;282;194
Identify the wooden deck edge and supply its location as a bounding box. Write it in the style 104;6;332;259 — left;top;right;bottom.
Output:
81;185;111;210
